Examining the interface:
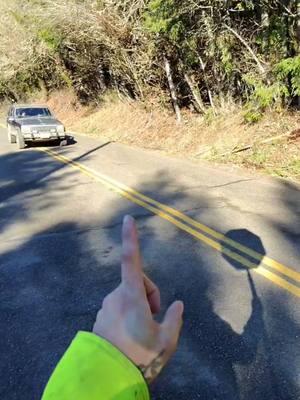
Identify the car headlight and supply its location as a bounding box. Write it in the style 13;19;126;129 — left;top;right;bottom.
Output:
57;125;65;134
21;126;31;134
31;128;38;134
50;128;57;133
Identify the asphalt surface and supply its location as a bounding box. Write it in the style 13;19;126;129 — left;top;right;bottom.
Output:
0;127;299;400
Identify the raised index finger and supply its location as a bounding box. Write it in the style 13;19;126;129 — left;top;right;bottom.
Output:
121;215;144;291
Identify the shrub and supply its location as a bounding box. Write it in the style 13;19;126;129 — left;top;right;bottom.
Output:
243;73;289;123
275;56;300;97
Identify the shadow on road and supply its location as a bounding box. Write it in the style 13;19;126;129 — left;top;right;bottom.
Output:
0;148;299;400
219;230;278;399
0;149;77;235
272;181;300;259
74;141;112;161
27;134;77;148
151;230;277;399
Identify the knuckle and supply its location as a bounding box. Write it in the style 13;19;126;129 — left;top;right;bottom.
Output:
161;332;178;351
122;249;134;264
102;292;115;309
101;295;110;310
123;243;137;260
120;285;140;307
120;284;135;300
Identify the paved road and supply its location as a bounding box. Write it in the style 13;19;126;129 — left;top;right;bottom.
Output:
0;127;299;400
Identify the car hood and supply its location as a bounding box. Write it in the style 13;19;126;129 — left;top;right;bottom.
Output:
17;118;63;126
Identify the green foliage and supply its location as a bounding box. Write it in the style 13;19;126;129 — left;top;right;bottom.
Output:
217;35;234;76
243;74;289;123
0;0;299;112
0;68;38;101
204;108;216;125
60;71;73;88
268;17;289;56
275;56;300;97
272;159;300;178
144;0;186;45
38;28;62;51
252;82;287;108
236;1;255;11
243;110;263;124
250;147;268;166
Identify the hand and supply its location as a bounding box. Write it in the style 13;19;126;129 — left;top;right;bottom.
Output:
93;215;184;383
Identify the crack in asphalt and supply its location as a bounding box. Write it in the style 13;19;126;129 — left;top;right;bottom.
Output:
170;178;255;194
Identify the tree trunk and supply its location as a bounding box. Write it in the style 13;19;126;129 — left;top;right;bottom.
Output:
297;0;300;107
184;72;205;113
261;9;269;28
182;69;206;113
198;54;216;112
297;0;300;54
224;24;265;74
98;66;107;92
261;7;270;51
124;52;144;99
111;73;122;100
164;56;181;122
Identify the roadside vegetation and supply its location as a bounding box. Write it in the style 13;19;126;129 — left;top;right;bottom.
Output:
0;0;299;180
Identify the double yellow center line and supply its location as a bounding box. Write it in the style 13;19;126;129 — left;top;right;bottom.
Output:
40;147;300;298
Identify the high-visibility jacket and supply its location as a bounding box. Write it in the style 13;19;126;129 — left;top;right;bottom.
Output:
42;331;150;400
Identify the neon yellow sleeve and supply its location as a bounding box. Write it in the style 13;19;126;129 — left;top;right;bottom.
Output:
42;331;150;400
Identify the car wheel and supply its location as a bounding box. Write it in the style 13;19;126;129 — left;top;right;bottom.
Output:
16;130;25;149
52;139;61;146
7;125;16;144
60;139;68;147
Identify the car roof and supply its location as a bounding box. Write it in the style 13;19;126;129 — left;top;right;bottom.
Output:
12;104;50;109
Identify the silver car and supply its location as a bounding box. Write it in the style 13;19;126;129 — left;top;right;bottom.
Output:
7;104;66;149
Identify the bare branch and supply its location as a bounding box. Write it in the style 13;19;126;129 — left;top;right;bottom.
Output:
224;24;266;74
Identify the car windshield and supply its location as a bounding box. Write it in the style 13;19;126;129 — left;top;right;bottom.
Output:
15;107;52;118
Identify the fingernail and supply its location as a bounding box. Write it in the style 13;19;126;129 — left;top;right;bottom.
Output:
123;215;134;225
177;300;184;316
172;301;184;318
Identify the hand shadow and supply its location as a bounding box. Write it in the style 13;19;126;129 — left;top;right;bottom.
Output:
154;229;276;400
221;229;265;358
221;229;265;359
218;229;278;399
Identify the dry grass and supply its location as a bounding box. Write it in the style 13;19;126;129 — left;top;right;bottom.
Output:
67;95;244;155
62;90;299;180
210;112;300;180
40;90;90;127
0;100;10;120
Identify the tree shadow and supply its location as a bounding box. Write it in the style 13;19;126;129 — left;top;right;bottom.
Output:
0;150;77;235
259;179;300;400
271;180;300;260
74;141;113;161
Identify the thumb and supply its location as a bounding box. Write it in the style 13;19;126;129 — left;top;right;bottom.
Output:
161;301;184;346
